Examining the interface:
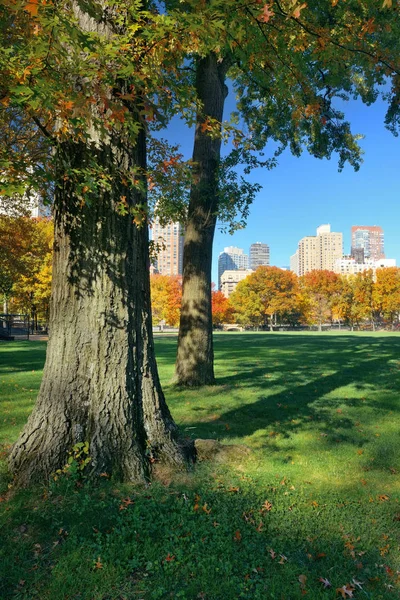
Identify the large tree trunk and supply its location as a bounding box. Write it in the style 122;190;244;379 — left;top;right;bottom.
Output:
9;129;192;486
175;54;228;386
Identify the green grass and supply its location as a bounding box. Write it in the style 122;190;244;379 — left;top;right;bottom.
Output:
1;333;400;599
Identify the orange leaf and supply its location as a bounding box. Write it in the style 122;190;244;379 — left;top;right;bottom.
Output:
336;584;354;598
262;500;272;512
165;553;175;562
24;0;39;17
94;557;103;569
259;4;274;22
292;2;307;19
234;530;242;542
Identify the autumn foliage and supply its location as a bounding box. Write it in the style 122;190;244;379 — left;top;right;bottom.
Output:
150;275;182;327
212;290;234;327
229;267;400;330
0;216;53;322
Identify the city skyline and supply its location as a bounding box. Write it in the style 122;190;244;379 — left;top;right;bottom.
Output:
205;97;399;286
150;92;398;286
215;221;395;283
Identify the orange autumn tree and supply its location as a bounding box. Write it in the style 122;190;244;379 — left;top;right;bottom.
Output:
300;270;340;331
372;267;400;328
352;270;376;329
211;290;234;327
231;266;299;330
150;275;182;327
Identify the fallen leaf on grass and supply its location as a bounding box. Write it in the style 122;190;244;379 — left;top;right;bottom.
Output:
352;578;364;589
299;574;307;594
119;497;134;510
261;500;273;512
279;554;287;564
164;553;175;562
336;584;355;598
380;544;390;556
319;577;331;588
94;557;103;569
378;495;390;502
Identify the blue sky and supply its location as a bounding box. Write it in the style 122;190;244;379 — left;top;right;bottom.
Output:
165;92;399;286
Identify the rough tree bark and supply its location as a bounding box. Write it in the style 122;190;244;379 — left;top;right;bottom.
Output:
9;4;192;486
9;132;192;486
175;54;228;387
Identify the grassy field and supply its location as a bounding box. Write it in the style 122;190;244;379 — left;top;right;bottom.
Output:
1;332;400;599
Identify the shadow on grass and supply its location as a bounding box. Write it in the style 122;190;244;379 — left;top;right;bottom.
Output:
158;334;400;471
0;472;398;600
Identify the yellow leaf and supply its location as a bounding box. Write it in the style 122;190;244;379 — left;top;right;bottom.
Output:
382;0;392;8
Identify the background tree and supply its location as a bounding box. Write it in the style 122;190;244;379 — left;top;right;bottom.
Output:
231;281;265;329
1;0;217;485
352;270;376;330
211;289;234;327
150;275;182;327
300;270;340;331
0;216;51;316
330;275;356;331
8;218;53;326
372;267;400;328
173;0;400;385
231;266;299;330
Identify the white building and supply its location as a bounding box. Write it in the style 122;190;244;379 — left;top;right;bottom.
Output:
334;257;396;276
218;246;249;289
220;269;253;298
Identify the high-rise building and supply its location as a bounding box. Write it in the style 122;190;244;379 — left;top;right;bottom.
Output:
296;224;343;276
351;225;384;261
220;269;253;298
151;220;184;276
218;246;249;289
250;242;270;270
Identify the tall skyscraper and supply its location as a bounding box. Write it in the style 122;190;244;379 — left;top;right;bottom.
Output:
250;242;270;270
151;219;184;276
296;224;343;276
351;225;384;261
218;246;249;289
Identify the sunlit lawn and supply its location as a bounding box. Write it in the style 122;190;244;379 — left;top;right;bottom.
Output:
1;333;400;599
